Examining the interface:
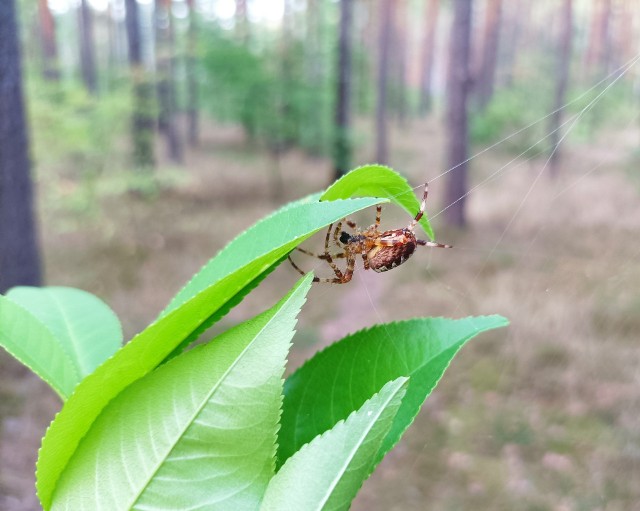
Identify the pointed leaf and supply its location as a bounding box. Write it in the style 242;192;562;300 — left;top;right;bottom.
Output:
0;295;79;400
161;195;383;316
50;275;312;511
37;197;384;510
278;315;509;467
6;286;122;379
261;378;408;511
321;164;435;240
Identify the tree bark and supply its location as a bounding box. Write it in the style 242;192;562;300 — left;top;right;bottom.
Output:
126;0;155;169
0;0;42;292
38;0;59;80
475;0;501;110
419;0;439;115
155;0;184;164
393;0;408;125
78;0;98;94
375;0;394;164
186;0;199;147
548;0;573;176
235;0;249;45
333;0;354;180
585;0;611;77
444;0;472;228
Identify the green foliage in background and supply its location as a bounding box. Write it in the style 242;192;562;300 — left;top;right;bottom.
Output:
27;79;132;213
0;167;507;510
200;28;334;156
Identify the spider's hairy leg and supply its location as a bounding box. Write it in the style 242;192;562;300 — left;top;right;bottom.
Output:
295;247;346;260
375;205;382;229
323;223;345;280
417;239;452;249
408;182;429;230
333;221;343;246
361;250;370;270
288;255;321;282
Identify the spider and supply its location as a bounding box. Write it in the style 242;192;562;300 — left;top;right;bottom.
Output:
288;182;452;284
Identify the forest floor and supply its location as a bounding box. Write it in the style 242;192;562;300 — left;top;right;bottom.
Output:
1;115;640;511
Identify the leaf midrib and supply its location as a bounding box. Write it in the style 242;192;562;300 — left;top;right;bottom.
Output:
128;310;283;510
315;381;404;511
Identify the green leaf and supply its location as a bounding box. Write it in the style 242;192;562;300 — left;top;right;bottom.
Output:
261;378;408;511
50;275;312;511
278;316;509;467
6;286;122;379
0;295;79;400
161;194;373;317
321;164;435;240
36;197;383;510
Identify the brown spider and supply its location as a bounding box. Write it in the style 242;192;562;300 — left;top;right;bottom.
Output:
288;182;452;284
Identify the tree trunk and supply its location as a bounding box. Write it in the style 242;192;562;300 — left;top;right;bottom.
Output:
186;0;199;147
419;0;439;115
393;0;408;125
0;0;42;292
475;0;501;110
444;0;472;228
155;0;184;164
38;0;59;80
375;0;394;164
497;0;524;88
333;0;354;181
585;0;611;77
235;0;249;45
548;0;572;176
126;0;155;169
78;0;98;94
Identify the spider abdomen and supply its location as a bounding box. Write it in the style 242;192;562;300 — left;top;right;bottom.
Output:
367;229;417;273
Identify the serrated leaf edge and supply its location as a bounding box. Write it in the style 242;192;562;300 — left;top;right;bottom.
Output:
264;377;408;511
0;296;80;400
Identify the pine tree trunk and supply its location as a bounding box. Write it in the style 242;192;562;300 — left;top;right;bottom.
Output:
126;0;155;169
475;0;501;110
78;0;98;94
155;0;184;164
393;0;408;125
548;0;572;176
333;0;354;180
375;0;394;164
186;0;199;147
419;0;439;115
0;0;42;292
235;0;249;44
585;0;611;77
38;0;59;80
444;0;472;228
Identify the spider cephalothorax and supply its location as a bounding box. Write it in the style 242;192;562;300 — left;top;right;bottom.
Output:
288;183;451;284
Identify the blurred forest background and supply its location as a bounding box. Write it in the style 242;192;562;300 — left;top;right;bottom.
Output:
1;0;640;509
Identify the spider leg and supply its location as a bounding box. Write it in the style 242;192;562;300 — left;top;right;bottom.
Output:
324;223;345;280
417;239;453;249
341;253;355;283
296;247;346;259
345;219;357;229
288;255;321;282
333;221;343;246
311;253;355;284
408;182;429;230
375;205;382;230
361;249;370;270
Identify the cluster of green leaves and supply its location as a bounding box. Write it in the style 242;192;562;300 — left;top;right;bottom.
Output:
199;28;334;156
27;78;133;212
0;166;507;510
